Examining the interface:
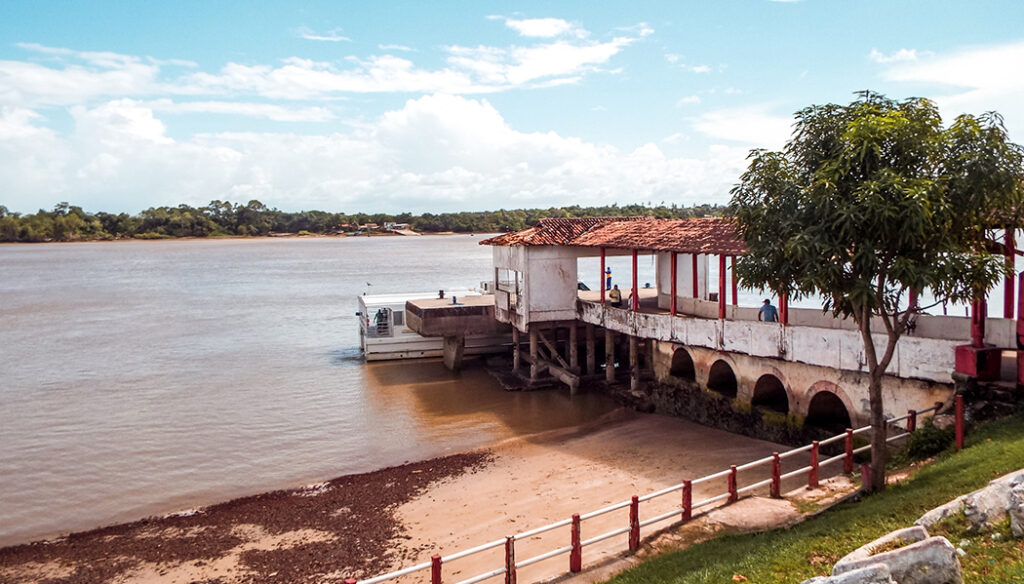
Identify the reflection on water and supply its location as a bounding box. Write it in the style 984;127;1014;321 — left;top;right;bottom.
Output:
0;237;618;547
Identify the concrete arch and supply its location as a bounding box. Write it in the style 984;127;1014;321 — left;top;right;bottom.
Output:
804;381;855;433
752;373;789;414
707;359;738;398
669;347;696;381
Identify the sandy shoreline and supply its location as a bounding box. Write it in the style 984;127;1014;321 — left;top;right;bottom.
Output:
0;409;846;584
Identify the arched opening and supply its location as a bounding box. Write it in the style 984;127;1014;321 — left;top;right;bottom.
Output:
805;391;852;433
752;374;789;413
707;360;738;398
669;348;695;381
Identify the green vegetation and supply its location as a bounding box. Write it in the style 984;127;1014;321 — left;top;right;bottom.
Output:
0;201;724;242
729;91;1024;491
606;412;1024;584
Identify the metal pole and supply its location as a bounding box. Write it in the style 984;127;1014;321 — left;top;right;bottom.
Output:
505;536;516;584
570;514;582;572
628;496;640;551
770;452;781;498
809;441;819;488
730;256;738;306
727;465;738;503
431;554;442;584
844;429;854;474
682;479;692;521
718;255;726;319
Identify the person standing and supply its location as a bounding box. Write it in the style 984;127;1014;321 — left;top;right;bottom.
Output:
759;298;779;322
609;284;622;307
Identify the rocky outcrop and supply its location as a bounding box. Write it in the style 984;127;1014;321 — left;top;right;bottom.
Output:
916;469;1024;532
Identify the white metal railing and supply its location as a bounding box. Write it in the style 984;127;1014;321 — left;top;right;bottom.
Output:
346;400;957;584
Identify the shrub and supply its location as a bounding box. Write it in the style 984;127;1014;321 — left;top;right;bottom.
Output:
906;417;954;460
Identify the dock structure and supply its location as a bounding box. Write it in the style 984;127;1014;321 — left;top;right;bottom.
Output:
477;217;1022;428
405;295;510;371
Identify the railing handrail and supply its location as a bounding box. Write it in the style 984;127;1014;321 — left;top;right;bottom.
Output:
350;400;958;584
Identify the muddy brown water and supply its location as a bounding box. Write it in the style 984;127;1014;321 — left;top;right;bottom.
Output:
0;236;658;548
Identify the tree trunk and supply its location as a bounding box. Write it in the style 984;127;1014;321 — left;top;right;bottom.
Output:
867;370;887;492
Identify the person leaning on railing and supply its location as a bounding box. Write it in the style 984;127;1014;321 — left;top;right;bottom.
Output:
608;284;622;307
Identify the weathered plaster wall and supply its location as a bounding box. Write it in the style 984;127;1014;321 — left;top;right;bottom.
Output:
521;247;580;325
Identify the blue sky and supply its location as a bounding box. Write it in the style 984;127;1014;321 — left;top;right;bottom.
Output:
1;0;1023;214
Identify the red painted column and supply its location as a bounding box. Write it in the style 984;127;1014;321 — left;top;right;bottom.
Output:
431;554;442;584
631;249;639;311
907;410;917;433
505;536;516;584
780;292;789;325
971;298;986;348
681;479;692;521
1017;272;1024;387
670;251;678;315
628;495;640;551
569;514;582;572
718;255;726;319
1006;230;1016;319
809;441;819;488
730;256;738;306
692;254;698;298
844;429;854;474
600;247;606;304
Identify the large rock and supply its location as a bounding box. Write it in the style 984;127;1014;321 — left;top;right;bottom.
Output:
833;536;961;584
916;469;1024;532
800;563;894;584
1010;482;1024;538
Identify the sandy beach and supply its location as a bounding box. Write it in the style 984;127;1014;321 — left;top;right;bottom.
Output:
0;409;845;584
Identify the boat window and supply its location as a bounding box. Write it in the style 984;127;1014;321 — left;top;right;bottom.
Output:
393;310;404;326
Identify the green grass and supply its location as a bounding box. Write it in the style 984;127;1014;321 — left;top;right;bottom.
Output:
606;413;1024;584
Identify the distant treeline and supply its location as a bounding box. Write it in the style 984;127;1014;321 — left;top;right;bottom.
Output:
0;200;725;243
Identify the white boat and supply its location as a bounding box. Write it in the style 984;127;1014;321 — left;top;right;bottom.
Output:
357;289;509;361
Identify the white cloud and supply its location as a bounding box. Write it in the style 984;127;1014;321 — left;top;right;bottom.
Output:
146;99;336;122
879;40;1024;140
676;95;701;106
690;105;794;149
296;27;352;42
379;44;414;52
690;64;712;74
504;17;579;38
868;48;919;63
0;95;746;214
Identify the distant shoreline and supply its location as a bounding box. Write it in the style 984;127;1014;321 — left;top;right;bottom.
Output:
0;231;471;245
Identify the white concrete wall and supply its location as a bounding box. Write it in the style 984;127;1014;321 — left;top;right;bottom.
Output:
522;247;580;325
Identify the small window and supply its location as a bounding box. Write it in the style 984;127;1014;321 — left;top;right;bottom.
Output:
393;310;404;326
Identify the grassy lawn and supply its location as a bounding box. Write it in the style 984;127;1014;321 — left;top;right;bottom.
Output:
606;413;1024;584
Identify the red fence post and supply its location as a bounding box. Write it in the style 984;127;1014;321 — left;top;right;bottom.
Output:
809;441;819;489
907;409;917;433
955;394;964;451
681;480;692;521
628;496;640;551
505;536;516;584
770;452;781;498
728;465;738;503
844;429;854;474
569;514;582;573
431;554;442;584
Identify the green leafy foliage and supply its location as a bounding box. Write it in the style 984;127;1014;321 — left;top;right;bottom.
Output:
906;417;954;460
729;91;1024;490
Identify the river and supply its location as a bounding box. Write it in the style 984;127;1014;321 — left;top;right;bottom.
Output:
0;235;639;548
